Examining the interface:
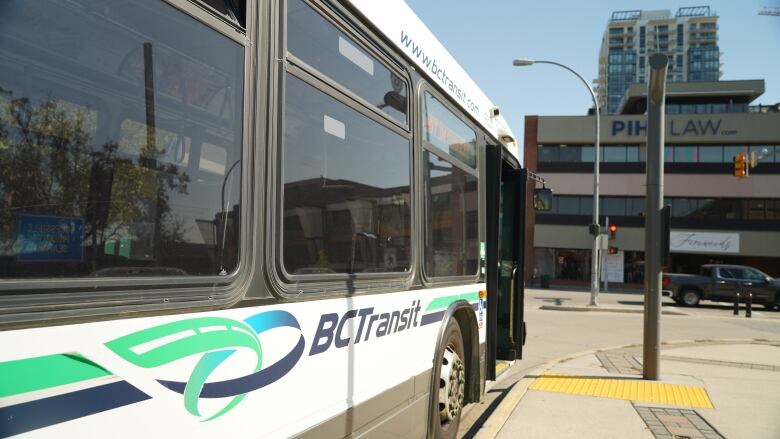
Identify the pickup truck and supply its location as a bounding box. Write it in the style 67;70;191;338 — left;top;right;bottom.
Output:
663;264;780;308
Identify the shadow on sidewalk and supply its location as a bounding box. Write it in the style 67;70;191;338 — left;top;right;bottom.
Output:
534;297;573;305
460;382;517;439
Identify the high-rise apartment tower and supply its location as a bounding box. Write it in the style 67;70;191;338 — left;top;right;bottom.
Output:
596;7;720;114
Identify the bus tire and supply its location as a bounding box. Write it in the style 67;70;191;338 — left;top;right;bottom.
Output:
433;319;466;439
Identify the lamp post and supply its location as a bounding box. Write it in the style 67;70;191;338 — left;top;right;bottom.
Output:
513;58;601;306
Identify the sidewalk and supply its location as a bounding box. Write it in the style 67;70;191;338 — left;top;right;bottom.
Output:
478;339;780;439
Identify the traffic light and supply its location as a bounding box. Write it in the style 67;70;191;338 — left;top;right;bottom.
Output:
733;151;749;179
608;246;619;255
609;224;618;240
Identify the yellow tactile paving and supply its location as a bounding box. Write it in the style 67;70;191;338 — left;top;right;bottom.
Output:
529;373;714;409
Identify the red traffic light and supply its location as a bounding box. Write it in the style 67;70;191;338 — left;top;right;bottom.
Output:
608;246;619;255
608;224;618;240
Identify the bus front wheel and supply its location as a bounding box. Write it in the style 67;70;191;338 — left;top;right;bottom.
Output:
434;319;466;439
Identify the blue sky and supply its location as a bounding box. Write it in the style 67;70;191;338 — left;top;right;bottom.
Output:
404;0;780;151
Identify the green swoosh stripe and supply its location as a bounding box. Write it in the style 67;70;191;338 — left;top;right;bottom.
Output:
0;353;111;398
425;292;480;312
106;317;261;368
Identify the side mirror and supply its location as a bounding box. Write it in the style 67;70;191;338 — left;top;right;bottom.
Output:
533;188;553;211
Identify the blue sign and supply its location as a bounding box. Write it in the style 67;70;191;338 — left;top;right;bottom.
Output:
16;214;85;262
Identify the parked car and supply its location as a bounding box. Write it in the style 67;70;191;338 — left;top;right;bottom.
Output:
663;264;780;308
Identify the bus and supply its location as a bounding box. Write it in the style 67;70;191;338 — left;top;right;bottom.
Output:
0;0;532;437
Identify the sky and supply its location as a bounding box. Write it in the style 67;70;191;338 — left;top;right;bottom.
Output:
404;0;780;153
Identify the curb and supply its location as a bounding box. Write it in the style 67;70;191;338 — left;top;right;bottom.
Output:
472;337;778;439
539;304;688;316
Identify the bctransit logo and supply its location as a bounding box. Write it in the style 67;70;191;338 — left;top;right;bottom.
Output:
106;310;304;421
105;299;440;420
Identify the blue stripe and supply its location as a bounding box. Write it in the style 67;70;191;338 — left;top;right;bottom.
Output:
0;381;150;438
420;310;445;326
421;303;477;326
158;334;305;398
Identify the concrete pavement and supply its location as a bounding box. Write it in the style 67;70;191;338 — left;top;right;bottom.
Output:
492;340;780;439
459;288;780;439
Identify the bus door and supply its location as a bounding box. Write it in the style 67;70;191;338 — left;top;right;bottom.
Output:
485;144;526;380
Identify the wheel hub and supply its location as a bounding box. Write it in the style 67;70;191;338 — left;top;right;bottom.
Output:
438;345;465;424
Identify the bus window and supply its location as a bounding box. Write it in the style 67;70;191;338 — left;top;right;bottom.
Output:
287;0;408;125
422;92;477;168
423;151;479;278
0;0;244;280
281;73;411;276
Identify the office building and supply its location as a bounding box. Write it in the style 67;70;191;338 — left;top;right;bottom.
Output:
523;79;780;289
596;6;720;114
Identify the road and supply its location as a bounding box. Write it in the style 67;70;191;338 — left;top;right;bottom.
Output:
458;288;780;437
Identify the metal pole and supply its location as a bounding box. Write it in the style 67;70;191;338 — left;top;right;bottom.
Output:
590;103;600;306
514;60;600;305
643;53;668;381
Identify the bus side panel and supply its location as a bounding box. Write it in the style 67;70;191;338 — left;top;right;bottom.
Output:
0;284;484;439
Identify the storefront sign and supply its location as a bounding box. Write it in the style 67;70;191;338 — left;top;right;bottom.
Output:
669;231;739;254
601;250;624;283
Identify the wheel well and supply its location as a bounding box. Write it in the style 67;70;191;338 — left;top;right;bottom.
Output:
452;306;480;405
427;300;481;438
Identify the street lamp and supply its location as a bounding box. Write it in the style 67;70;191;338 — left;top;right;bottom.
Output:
513;58;601;306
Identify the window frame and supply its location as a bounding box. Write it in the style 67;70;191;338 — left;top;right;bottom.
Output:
418;84;482;285
0;0;258;325
267;0;416;297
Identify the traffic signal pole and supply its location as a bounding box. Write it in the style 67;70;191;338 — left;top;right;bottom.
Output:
643;53;668;381
604;216;609;293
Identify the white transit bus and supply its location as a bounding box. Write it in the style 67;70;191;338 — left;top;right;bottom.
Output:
0;0;532;437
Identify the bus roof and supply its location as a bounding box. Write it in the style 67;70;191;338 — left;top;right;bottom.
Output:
344;0;519;159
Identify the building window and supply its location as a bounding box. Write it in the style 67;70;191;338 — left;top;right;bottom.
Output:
537;146;560;162
559;146;581;162
698;145;723;162
674;146;697;162
555;196;581;215
581;146;595;162
534;248;592;282
601;197;627;216
723;146;747;162
604;146;627;162
677;24;684;46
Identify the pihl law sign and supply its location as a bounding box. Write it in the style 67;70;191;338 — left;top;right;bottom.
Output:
611;118;737;137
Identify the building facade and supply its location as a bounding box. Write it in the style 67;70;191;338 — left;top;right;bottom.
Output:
524;79;780;289
596;7;720;114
